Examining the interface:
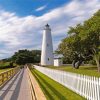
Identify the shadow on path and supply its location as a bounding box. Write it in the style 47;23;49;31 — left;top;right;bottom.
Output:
0;69;24;100
0;70;21;100
10;69;24;100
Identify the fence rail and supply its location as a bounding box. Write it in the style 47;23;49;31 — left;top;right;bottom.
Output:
34;65;100;100
27;67;46;100
0;67;20;87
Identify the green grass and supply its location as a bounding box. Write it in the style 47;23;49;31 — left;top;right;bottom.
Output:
0;68;12;73
31;68;85;100
47;66;100;77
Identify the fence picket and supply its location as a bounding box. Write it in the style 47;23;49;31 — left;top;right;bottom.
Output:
34;65;100;100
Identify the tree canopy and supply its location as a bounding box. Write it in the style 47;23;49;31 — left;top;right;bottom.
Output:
11;49;41;65
57;10;100;71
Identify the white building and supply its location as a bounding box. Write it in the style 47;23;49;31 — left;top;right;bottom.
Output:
41;24;54;66
54;54;63;67
54;58;63;67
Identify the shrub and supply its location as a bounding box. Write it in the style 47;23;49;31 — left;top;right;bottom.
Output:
0;62;16;69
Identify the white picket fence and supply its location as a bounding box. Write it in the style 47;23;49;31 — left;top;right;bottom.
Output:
34;65;100;100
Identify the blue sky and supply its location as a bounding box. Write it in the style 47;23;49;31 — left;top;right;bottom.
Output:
0;0;69;16
0;0;100;59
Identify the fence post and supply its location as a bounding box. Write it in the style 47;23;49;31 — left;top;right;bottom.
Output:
33;65;99;100
0;67;20;87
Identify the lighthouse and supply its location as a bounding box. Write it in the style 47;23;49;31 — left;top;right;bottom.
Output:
41;24;54;66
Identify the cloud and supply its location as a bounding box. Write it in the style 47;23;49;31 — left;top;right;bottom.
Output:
35;5;47;11
0;0;100;59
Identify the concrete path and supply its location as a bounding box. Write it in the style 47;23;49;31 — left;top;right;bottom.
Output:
0;68;32;100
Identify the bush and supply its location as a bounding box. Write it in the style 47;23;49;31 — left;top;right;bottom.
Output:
89;60;96;65
0;62;16;69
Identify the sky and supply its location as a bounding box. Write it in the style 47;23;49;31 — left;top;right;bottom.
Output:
0;0;100;59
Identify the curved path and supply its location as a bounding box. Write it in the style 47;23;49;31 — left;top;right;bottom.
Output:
0;68;32;100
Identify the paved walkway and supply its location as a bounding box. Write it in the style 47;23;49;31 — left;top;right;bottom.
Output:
0;68;32;100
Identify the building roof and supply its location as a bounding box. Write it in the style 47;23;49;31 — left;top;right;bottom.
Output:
44;24;51;30
45;24;49;27
54;54;63;59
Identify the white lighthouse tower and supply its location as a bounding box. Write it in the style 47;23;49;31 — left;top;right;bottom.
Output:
41;24;54;66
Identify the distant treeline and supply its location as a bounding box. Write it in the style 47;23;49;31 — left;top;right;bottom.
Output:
0;49;41;68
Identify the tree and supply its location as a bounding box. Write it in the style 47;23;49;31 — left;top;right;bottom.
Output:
57;10;100;71
31;50;41;63
11;49;41;65
56;38;74;64
81;10;100;72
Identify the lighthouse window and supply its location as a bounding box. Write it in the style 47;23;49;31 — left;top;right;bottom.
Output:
48;58;49;61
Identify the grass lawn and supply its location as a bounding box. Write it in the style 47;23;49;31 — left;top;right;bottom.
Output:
47;66;100;77
0;68;12;73
31;68;85;100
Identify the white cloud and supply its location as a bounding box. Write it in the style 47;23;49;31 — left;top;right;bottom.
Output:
35;5;47;11
0;0;100;59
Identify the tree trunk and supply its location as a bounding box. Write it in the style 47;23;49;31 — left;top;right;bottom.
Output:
72;60;83;69
94;55;100;72
96;60;100;72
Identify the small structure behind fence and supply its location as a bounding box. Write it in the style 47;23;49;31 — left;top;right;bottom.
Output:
34;65;100;100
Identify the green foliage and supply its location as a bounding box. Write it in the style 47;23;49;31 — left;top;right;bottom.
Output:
0;62;15;69
89;60;96;65
57;10;100;70
31;50;41;63
11;49;41;65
